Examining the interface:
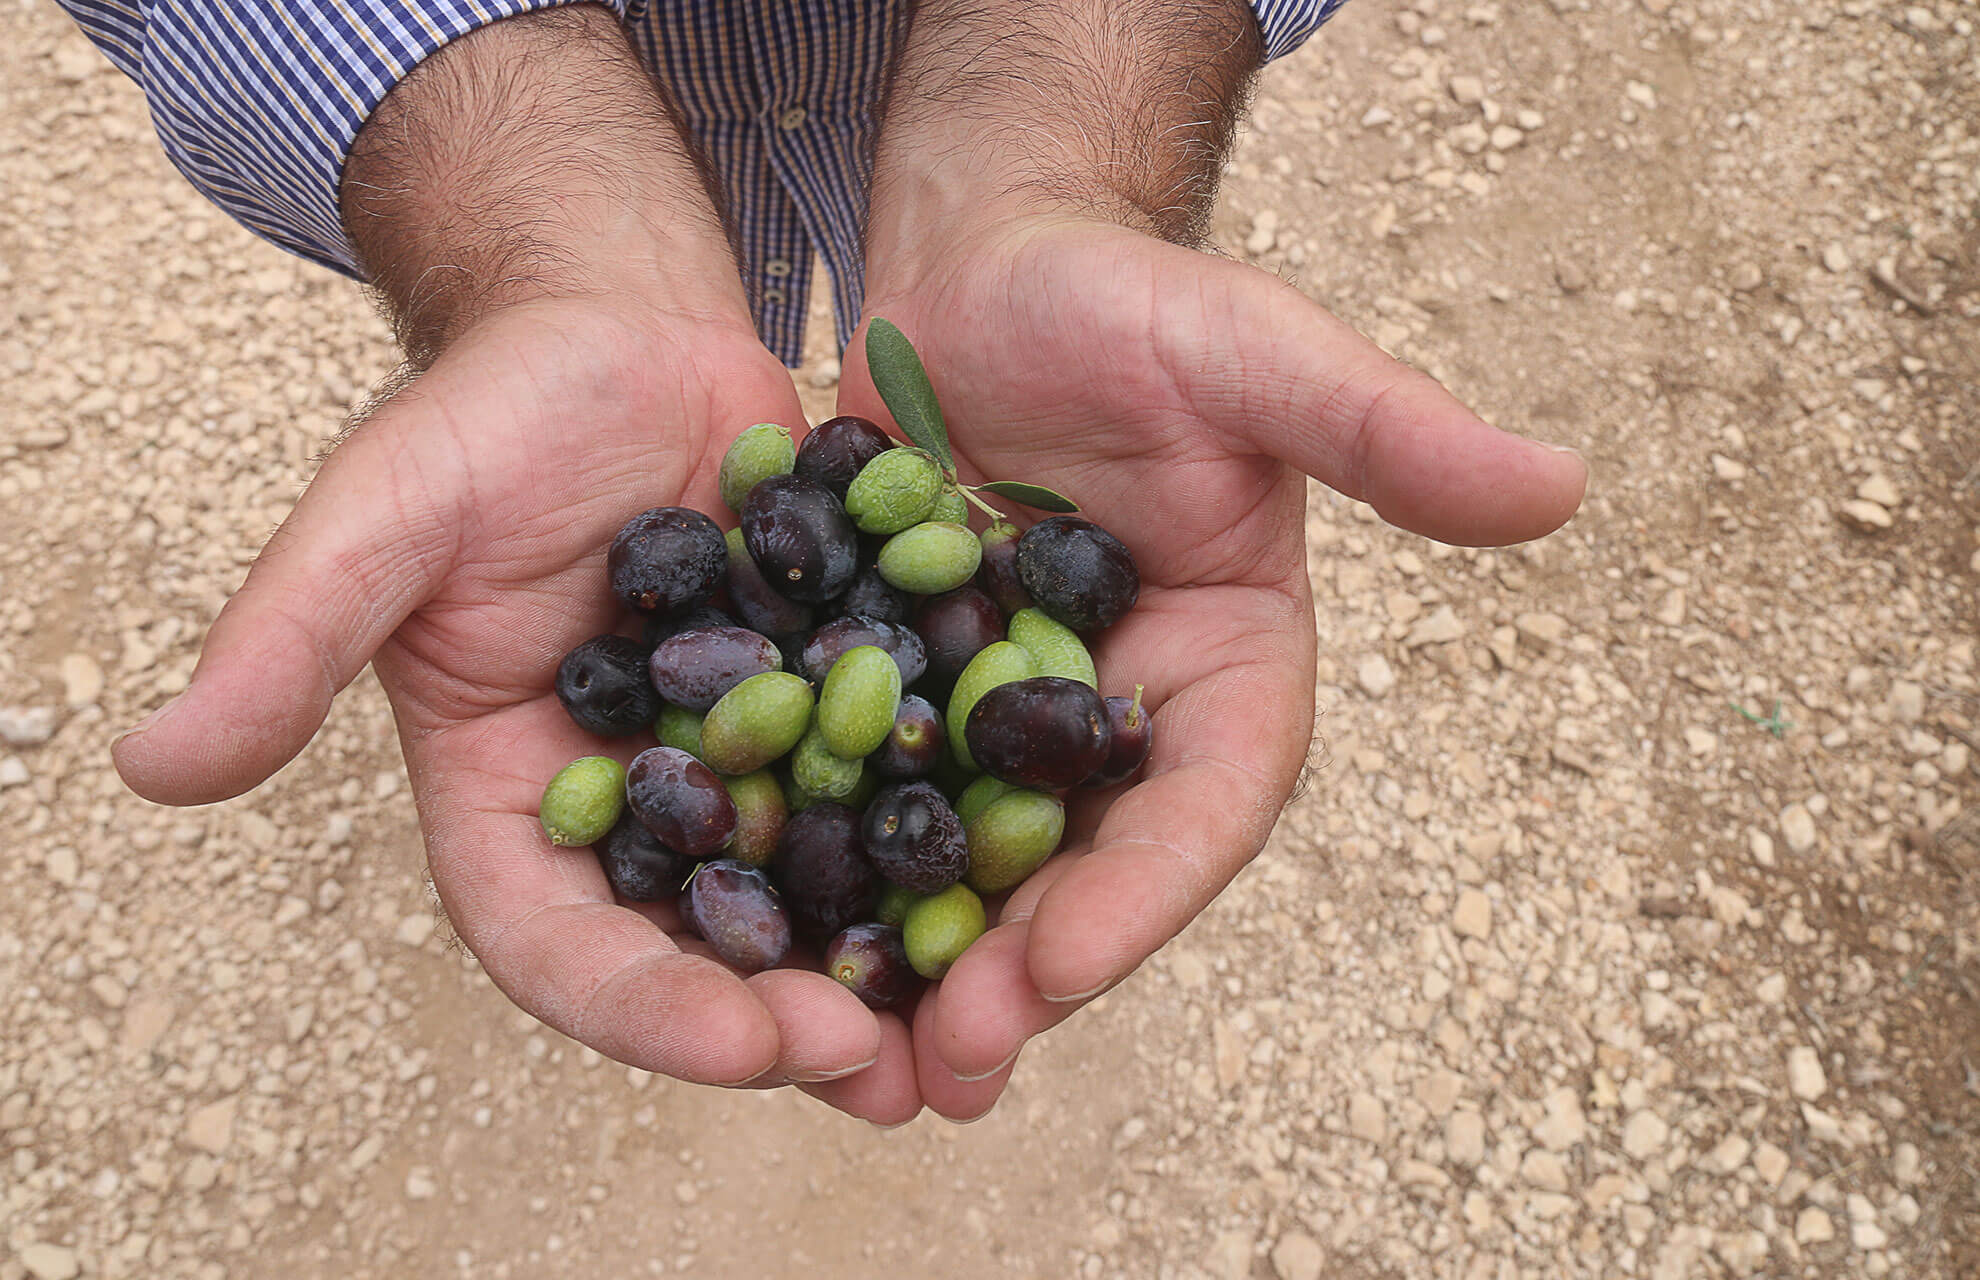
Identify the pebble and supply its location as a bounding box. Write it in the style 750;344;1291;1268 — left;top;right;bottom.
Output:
1787;1046;1827;1100
1520;1148;1570;1191
1206;1230;1254;1280
1451;888;1492;940
1513;612;1568;645
1856;474;1899;507
0;756;28;789
1892;1142;1921;1184
1534;1085;1586;1150
120;998;175;1055
1348;1091;1388;1143
1752;1141;1790;1186
1405;605;1464;647
1270;1230;1324;1280
184;1096;238;1154
20;1244;81;1280
1449;75;1486;104
1822;243;1852;273
0;705;58;745
1779;804;1817;855
1622;1110;1668;1159
406;1167;439;1200
1446;1110;1487;1165
1729;263;1764;291
1357;653;1397;698
396;913;436;948
1839;499;1893;532
807;357;841;389
60;653;105;707
1795;1206;1835;1243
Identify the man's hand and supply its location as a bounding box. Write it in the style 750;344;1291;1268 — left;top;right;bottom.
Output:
847;0;1587;1120
111;6;917;1121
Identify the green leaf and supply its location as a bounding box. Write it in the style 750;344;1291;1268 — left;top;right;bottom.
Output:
864;318;954;474
975;480;1080;513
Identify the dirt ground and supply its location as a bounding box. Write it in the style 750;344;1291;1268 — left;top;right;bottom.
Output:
4;0;1977;1277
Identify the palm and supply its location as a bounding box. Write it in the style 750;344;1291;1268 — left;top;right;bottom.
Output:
841;220;1586;1116
115;300;893;1102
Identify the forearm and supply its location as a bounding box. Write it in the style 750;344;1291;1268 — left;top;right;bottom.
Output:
341;4;744;360
867;0;1263;262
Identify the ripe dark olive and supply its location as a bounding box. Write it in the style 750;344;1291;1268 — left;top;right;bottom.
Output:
771;803;878;940
740;474;860;604
686;860;791;973
642;604;739;652
912;587;1004;688
554;635;659;736
648;626;782;712
826;565;911;625
608;507;727;615
800;615;927;686
1015;516;1139;632
794;415;895;499
871;695;945;778
594;813;695;901
627;746;738;858
975;522;1033;616
1082;691;1155;788
823;923;918;1009
724;528;813;637
861;781;968;894
963;676;1111;790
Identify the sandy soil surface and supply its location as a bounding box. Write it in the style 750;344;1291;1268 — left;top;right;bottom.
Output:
3;0;1976;1277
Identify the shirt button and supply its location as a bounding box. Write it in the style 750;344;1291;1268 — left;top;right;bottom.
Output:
763;287;788;305
764;259;792;278
777;106;808;130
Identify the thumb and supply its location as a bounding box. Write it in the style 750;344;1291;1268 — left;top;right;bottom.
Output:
1173;254;1588;547
114;419;456;805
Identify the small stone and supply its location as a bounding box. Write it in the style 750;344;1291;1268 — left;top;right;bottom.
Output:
396;913;436;948
1520;1148;1570;1192
1452;888;1492;940
1839;499;1893;532
1703;1133;1751;1174
1207;1230;1254;1280
184;1096;238;1154
1554;260;1588;294
88;975;127;1009
1446;1110;1487;1165
20;1244;81;1280
1535;1085;1586;1151
1348;1092;1388;1144
45;847;78;886
1851;1220;1889;1250
1405;605;1464;647
1729;263;1764;291
1513;612;1569;645
1887;680;1924;724
0;706;58;746
0;756;27;789
807;357;841;389
1856;474;1900;507
1270;1230;1324;1280
674;1181;699;1205
60;654;105;708
1622;1109;1668;1159
1822;243;1851;273
1357;654;1397;698
405;1167;438;1200
120;998;175;1055
1787;1046;1827;1100
1752;1141;1789;1186
1489;125;1524;151
1892;1142;1921;1185
1795;1207;1834;1243
1779;804;1817;855
1449;74;1486;104
1710;453;1748;481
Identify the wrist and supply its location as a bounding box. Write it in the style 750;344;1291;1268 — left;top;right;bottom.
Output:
341;4;749;360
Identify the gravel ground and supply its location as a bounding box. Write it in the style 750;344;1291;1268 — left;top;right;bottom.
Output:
3;0;1976;1277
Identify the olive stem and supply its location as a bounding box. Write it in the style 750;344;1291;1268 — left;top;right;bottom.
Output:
958;484;1009;522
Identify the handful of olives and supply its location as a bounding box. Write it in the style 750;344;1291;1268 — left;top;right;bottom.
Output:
536;322;1154;1008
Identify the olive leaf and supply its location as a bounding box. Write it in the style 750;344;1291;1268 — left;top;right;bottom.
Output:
865;318;955;475
975;480;1080;514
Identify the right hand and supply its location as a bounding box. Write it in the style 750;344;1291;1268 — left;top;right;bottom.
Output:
112;293;921;1123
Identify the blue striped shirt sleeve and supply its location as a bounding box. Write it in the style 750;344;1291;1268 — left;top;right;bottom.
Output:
1249;0;1349;62
53;0;630;278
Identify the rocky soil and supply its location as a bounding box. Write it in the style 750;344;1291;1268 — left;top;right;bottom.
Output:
3;0;1975;1276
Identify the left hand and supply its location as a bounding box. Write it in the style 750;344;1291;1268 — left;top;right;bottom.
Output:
827;214;1586;1121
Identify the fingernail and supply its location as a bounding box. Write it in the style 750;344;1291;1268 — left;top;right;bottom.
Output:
112;693;184;752
1541;441;1585;460
950;1104;998;1125
790;1056;878;1084
868;1116;915;1132
1040;979;1111;1005
953;1048;1018;1084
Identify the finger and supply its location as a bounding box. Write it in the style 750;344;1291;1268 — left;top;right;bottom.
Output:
1180;255;1586;546
744;968;884;1083
913;979;1019;1122
113;417;459;805
415;708;782;1086
1024;647;1312;1004
799;1009;922;1127
923;881;1074;1084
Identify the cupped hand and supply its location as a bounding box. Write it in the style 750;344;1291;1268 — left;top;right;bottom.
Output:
835;217;1587;1119
113;296;919;1122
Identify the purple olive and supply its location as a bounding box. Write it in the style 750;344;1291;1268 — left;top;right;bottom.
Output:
975;522;1032;616
871;695;945;778
860;781;968;893
800;615;927;686
1081;690;1155;788
648;626;782;712
771;803;878;940
794;415;895;500
963;677;1111;791
686;860;790;973
912;587;1004;688
740;474;860;604
823;923;918;1009
1015;516;1139;631
627;747;737;858
608;507;727;615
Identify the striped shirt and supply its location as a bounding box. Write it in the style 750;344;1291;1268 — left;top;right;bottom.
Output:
58;0;1344;364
